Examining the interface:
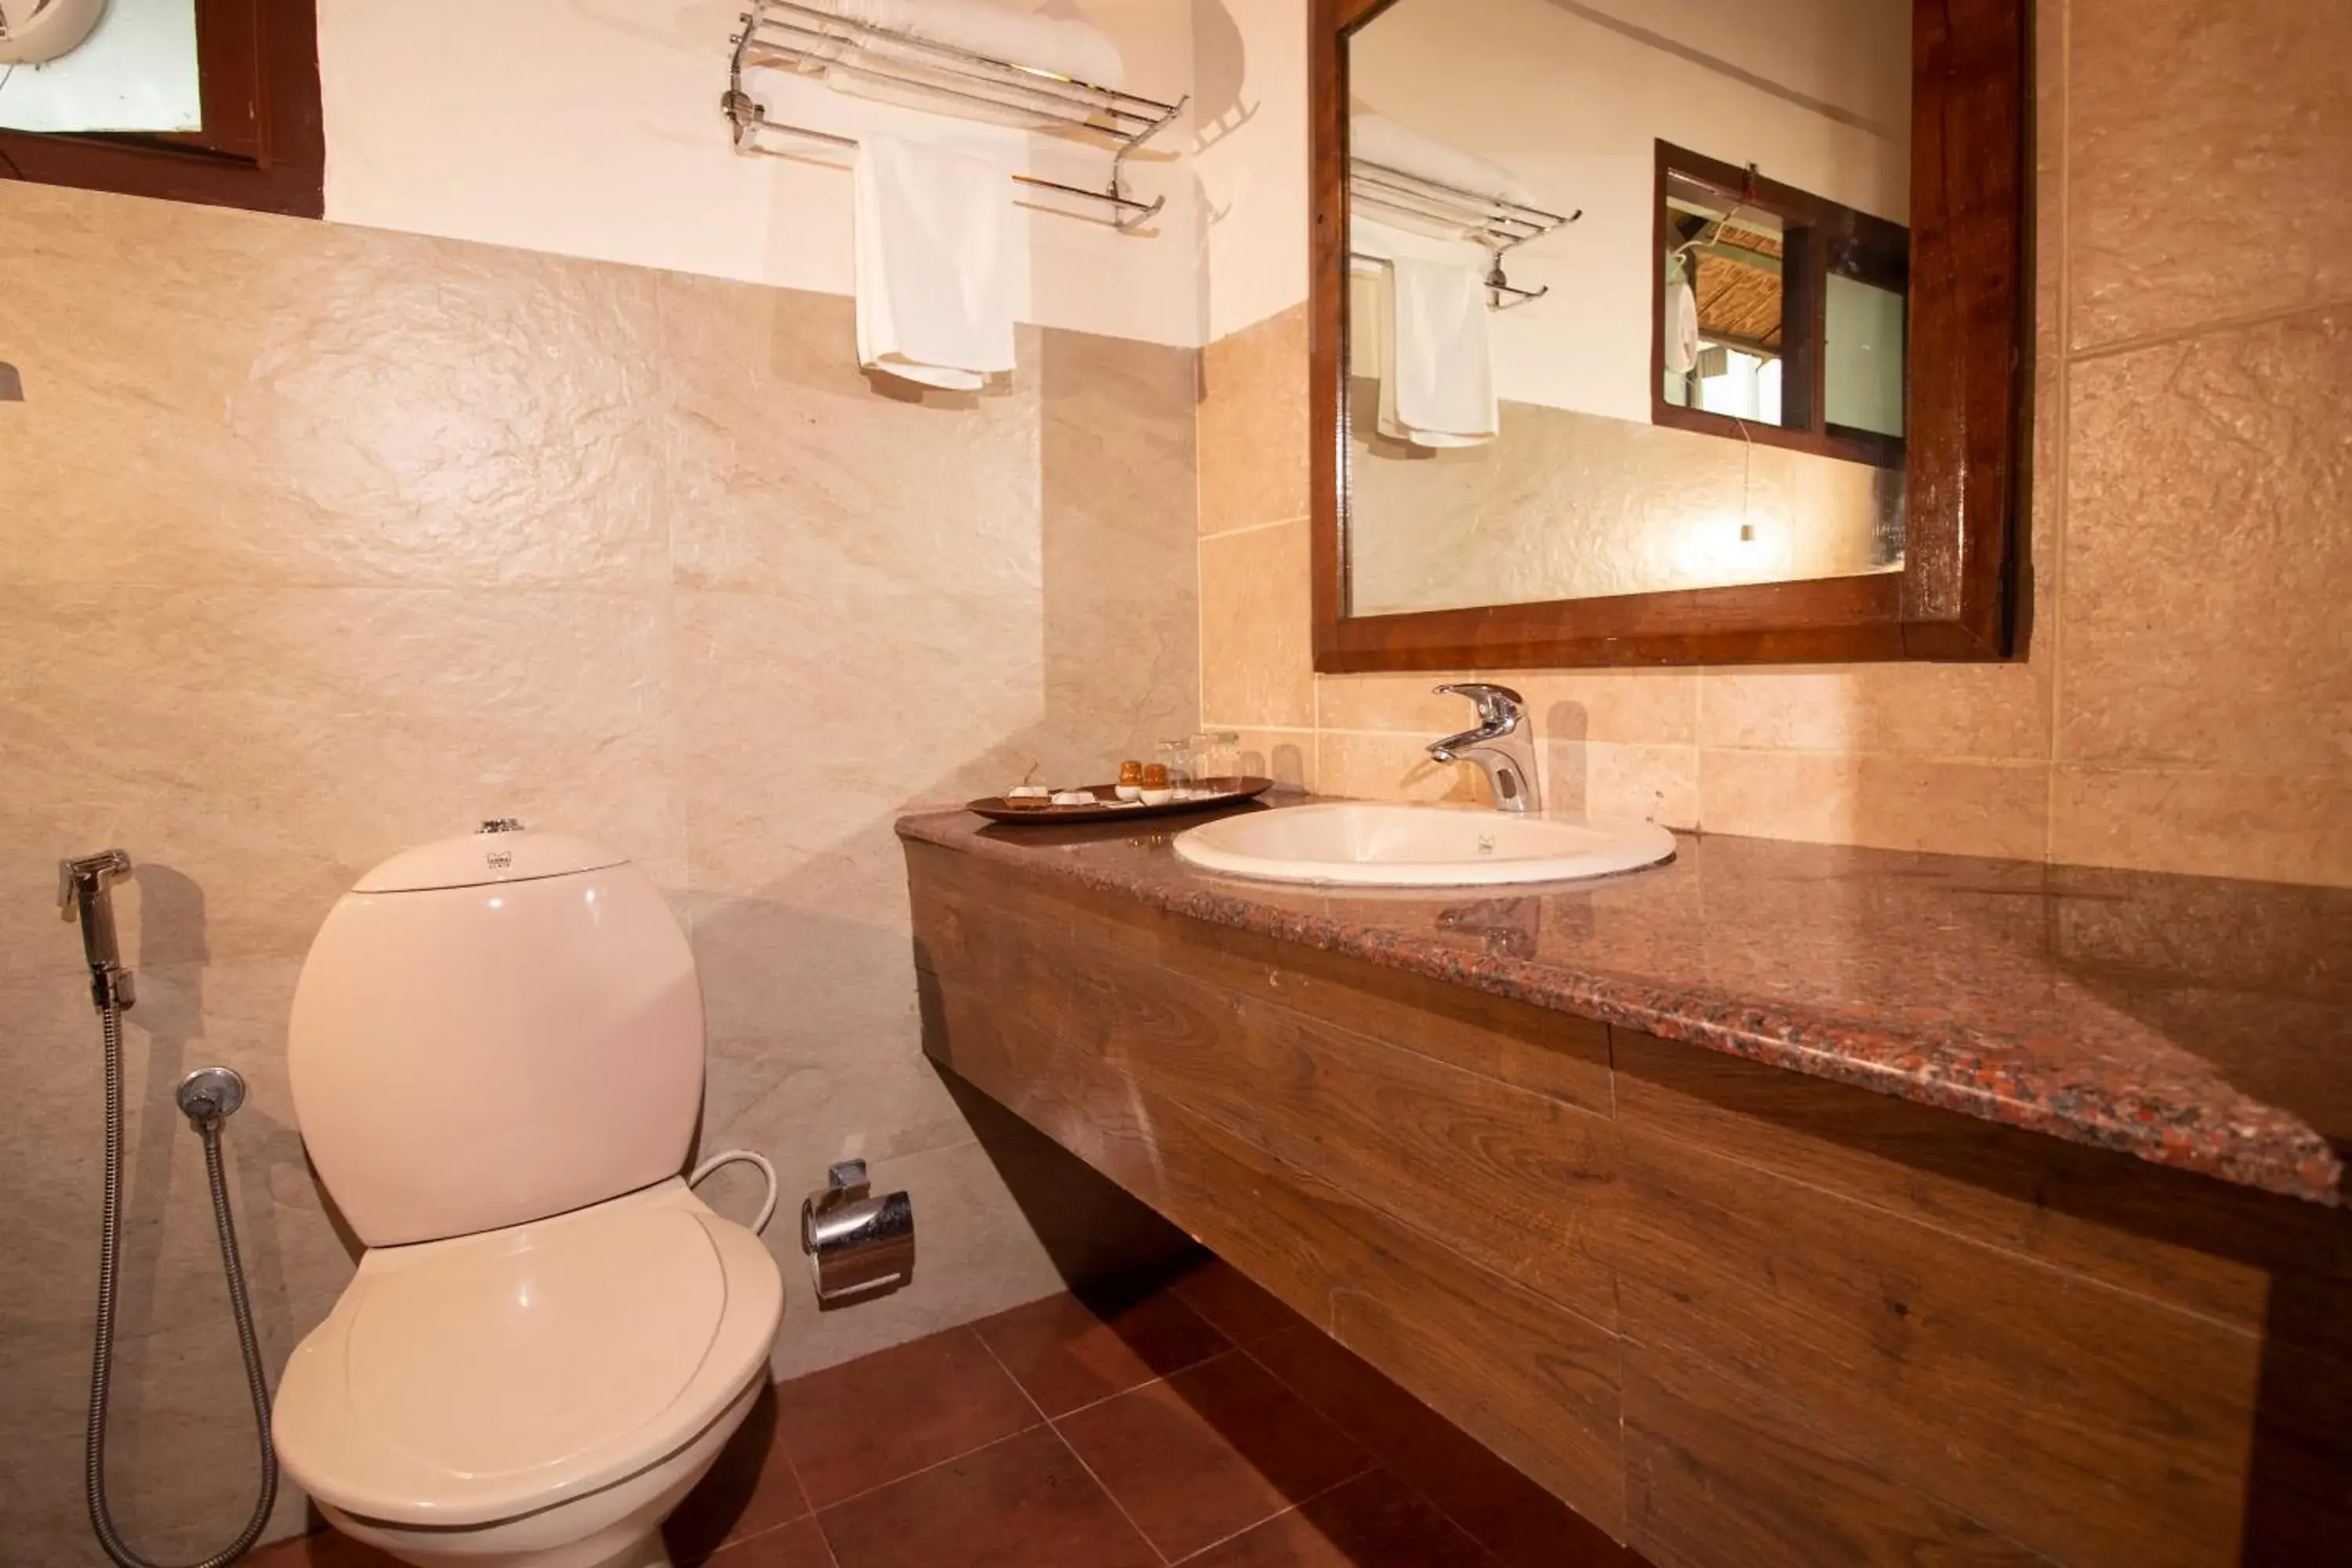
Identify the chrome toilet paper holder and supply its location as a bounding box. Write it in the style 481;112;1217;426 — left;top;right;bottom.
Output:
800;1160;915;1308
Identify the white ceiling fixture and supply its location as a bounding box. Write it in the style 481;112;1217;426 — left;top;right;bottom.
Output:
0;0;108;65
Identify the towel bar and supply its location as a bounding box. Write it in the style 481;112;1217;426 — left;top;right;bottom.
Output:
724;1;1185;233
1348;157;1576;310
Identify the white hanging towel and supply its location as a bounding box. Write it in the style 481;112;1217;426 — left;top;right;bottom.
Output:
1377;256;1497;448
1664;269;1701;376
854;132;1017;390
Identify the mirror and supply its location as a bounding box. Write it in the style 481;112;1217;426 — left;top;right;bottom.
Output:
1312;0;2028;670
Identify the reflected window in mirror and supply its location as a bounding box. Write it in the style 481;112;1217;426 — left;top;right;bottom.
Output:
1655;143;1908;473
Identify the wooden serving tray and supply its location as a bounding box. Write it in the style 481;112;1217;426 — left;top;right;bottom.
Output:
967;776;1274;826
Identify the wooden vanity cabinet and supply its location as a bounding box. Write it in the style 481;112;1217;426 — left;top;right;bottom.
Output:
906;841;2350;1567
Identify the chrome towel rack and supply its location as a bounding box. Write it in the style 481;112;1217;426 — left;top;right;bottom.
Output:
1350;158;1577;310
724;0;1187;232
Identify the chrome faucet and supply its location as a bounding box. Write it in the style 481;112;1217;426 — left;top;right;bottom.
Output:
1428;683;1541;815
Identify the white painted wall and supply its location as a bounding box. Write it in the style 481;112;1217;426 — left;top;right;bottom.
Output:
317;0;1204;347
1192;0;1309;341
1349;0;1909;419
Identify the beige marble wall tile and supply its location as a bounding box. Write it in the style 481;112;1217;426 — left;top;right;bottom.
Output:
1316;672;1468;734
660;274;1045;598
5;1327;313;1564
1316;731;1484;805
1698;663;2052;761
0;583;678;985
1039;328;1203;758
2068;0;2352;350
2051;766;2352;887
1197;304;1310;535
2060;307;2352;777
1543;742;1701;829
1700;750;2051;861
667;306;1203;1272
1507;670;1701;747
1200;519;1316;728
0;183;668;593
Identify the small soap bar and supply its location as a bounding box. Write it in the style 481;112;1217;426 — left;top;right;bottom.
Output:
1051;789;1094;806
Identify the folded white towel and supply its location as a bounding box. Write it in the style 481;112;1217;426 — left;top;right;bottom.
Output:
1379;257;1497;448
821;0;1127;89
1352;112;1534;206
855;132;1017;390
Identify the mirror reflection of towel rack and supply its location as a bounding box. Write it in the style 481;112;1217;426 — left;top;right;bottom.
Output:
724;0;1187;232
1349;158;1577;310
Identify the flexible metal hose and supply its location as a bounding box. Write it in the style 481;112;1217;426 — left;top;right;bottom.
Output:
85;986;278;1568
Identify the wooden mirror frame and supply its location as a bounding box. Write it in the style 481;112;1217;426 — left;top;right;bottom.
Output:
1310;0;2031;671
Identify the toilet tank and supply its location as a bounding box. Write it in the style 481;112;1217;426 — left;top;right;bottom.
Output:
289;829;705;1248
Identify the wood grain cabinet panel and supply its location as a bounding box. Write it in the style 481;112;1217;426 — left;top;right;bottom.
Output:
1623;1333;2053;1568
1064;946;1621;1327
1611;1029;2343;1327
905;845;2352;1567
1607;1128;2263;1568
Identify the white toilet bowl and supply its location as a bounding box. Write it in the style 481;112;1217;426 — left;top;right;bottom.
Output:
271;828;785;1567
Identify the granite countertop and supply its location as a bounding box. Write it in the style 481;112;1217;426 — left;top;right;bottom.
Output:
898;796;2352;1207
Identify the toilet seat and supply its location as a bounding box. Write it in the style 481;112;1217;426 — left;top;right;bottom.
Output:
275;1178;782;1529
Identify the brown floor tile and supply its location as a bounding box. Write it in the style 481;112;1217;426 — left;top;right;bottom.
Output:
975;1284;1232;1417
1249;1327;1640;1568
710;1517;838;1567
1186;1470;1501;1567
777;1326;1041;1508
1169;1258;1313;1345
667;1383;810;1565
1057;1348;1373;1561
818;1426;1159;1568
238;1530;402;1566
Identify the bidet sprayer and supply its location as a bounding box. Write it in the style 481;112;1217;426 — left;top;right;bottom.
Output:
57;848;135;1012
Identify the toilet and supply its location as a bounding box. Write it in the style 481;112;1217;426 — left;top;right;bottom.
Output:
272;826;784;1568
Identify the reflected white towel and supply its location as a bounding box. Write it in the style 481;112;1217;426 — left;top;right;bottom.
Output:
1664;272;1700;376
1379;259;1495;448
1352;112;1534;205
822;0;1127;88
855;132;1016;390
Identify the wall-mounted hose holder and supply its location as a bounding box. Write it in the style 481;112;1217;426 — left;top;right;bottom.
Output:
801;1159;913;1308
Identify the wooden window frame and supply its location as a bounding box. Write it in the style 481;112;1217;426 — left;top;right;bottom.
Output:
1651;140;1910;472
1310;0;2031;670
0;0;323;219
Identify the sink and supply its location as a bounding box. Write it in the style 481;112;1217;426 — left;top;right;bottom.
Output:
1172;802;1676;887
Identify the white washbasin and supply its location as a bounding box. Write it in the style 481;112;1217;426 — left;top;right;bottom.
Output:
1172;802;1676;887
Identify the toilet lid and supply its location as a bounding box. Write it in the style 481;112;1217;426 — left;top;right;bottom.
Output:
345;1204;727;1479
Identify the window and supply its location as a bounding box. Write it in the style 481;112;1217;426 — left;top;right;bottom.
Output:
1652;141;1907;469
0;0;322;218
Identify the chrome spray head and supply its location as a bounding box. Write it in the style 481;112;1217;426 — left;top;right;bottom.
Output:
175;1067;248;1133
57;848;135;1012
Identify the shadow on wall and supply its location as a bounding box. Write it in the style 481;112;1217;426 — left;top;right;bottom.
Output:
1189;0;1254;143
678;321;1200;1372
1240;739;1312;790
83;862;328;1553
